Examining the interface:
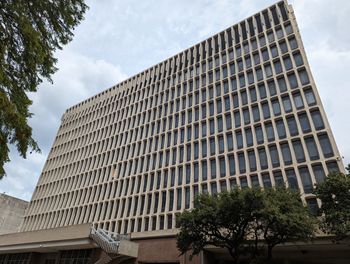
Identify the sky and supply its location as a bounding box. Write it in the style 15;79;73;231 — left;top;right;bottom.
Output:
1;0;349;201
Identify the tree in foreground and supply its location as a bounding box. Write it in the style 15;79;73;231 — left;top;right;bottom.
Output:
176;188;264;263
260;187;316;260
0;0;88;179
176;187;316;263
315;167;350;241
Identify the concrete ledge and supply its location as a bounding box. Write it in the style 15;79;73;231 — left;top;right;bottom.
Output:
131;228;178;240
0;224;96;253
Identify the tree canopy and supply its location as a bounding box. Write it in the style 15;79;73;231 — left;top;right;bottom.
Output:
0;0;88;179
315;168;350;241
176;187;316;263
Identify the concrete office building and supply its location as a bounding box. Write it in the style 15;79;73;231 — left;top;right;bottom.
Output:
0;194;28;235
0;1;347;263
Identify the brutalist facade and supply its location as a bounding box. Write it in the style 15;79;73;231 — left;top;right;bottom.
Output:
0;1;347;264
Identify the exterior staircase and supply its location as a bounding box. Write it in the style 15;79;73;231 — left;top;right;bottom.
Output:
90;227;138;264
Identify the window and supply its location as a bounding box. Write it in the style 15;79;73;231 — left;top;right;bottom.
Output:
217;99;222;114
239;74;245;88
293;52;303;66
247;71;254;84
273;171;284;186
243;108;250;124
293;92;304;109
272;99;281;116
211;182;217;194
271;45;279;58
262;102;270;119
283;55;293;70
292;140;305;162
248;150;257;171
245;128;253;147
287;115;299;136
288;72;298;89
238;152;246;173
258;83;267;99
202;139;207;158
286;169;299;190
275;119;286;139
219;157;226;177
177;189;182;210
265;63;273;77
202;160;208;180
262;48;269;61
255;125;264;144
210;119;215;134
268;80;276;96
217;116;223;132
305;136;319;160
210;137;216;156
279;40;288;54
228;154;236;175
298;69;310;85
210;159;217;179
312;164;325;183
298;112;311;133
234;111;241;127
230;63;236;75
306;198;318;216
231;77;237;91
304;89;316;105
282;96;292;112
280;142;292;165
220;180;227;192
186;164;191;183
269;145;280;168
202;122;207;137
241;90;248;105
262;173;272;188
274;59;282;74
289;36;298;50
249;87;257;102
240;176;248;188
194;162;199;182
251;175;259;187
224;96;231;111
185;187;190;209
226;113;232;129
227;133;234;151
252;105;260;122
318;133;334;158
233;93;239;107
311;110;324;130
265;122;275;142
218;136;224;153
298;166;313;194
258;147;268;169
326;161;339;174
236;130;243;149
253;52;260;65
277;77;287;92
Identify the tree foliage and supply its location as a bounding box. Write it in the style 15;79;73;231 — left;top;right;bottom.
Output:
0;0;88;179
176;187;316;263
176;188;265;263
315;167;350;241
260;187;316;259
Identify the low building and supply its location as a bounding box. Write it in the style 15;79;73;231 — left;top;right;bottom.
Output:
0;193;28;235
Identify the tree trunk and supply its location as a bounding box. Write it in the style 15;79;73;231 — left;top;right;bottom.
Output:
267;245;273;260
228;248;239;264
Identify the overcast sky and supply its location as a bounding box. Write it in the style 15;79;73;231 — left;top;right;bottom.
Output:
1;0;349;201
